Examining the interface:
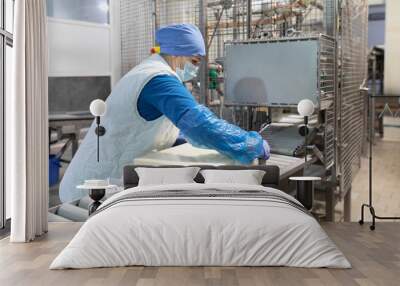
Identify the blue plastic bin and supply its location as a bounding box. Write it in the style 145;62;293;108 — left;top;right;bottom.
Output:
49;155;61;186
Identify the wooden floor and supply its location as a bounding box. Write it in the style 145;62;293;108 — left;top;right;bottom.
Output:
1;222;400;286
351;117;400;222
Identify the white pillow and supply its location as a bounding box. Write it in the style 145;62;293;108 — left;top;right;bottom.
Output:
135;167;200;186
200;169;266;185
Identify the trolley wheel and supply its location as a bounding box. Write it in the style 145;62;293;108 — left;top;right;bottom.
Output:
370;225;375;231
358;220;364;225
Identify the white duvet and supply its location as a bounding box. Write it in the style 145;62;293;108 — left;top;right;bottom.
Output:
50;183;350;269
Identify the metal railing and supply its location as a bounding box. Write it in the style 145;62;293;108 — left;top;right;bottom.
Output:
337;0;368;196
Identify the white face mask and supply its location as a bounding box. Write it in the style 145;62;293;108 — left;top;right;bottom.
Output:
176;61;199;82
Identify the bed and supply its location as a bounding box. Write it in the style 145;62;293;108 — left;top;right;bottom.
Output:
50;165;350;269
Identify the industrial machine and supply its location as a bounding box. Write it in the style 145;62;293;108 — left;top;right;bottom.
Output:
224;34;335;162
222;34;337;219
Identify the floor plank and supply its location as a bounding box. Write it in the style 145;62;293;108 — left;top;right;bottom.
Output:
351;117;400;222
1;222;399;286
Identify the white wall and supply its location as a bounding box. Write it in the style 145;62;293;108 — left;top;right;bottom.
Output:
110;0;121;86
48;17;111;77
47;0;121;86
384;0;400;96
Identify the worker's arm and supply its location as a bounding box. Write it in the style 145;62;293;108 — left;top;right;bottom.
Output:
138;75;267;164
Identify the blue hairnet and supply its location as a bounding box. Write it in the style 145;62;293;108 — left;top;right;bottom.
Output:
156;24;206;57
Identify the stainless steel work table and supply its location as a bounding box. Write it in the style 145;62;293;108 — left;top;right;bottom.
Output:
49;112;94;156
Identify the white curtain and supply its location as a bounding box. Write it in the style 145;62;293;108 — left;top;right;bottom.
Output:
8;0;49;242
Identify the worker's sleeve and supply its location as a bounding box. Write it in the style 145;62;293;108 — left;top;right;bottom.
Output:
138;75;196;123
138;75;264;164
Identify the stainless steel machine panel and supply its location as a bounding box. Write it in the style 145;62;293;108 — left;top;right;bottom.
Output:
224;39;319;106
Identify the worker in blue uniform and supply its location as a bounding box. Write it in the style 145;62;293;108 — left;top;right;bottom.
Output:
59;24;270;203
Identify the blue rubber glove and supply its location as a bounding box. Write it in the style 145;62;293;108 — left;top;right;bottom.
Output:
177;105;264;164
261;140;271;160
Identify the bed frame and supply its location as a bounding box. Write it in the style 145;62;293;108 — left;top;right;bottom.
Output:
123;165;281;189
